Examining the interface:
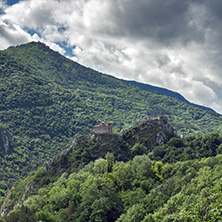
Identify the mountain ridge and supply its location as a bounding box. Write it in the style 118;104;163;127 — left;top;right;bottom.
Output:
6;42;216;113
126;80;215;113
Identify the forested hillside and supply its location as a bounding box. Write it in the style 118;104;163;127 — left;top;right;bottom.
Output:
1;42;222;215
1;129;222;221
4;42;222;136
0;49;98;190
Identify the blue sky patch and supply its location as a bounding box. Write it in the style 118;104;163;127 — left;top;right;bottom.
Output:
27;28;42;38
56;41;76;57
6;0;20;6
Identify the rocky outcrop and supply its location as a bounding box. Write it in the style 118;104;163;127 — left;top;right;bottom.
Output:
21;182;34;203
44;135;86;172
0;182;35;216
45;116;176;172
123;116;177;148
0;191;17;217
149;116;177;145
0;130;14;153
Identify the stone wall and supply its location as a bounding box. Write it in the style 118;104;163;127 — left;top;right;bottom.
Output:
93;122;114;134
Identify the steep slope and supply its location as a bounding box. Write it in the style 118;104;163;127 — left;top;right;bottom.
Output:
4;42;127;91
1;41;222;190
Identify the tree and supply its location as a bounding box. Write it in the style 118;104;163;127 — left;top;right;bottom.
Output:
130;143;147;156
36;210;55;222
131;155;153;179
167;137;185;148
5;205;36;222
106;152;114;173
171;183;222;222
116;204;146;222
93;158;107;175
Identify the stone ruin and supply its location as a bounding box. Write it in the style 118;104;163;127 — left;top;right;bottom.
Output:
93;121;114;134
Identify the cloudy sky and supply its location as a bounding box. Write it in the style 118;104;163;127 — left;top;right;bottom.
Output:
1;0;222;113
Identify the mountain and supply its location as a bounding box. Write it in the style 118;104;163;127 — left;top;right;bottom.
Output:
1;117;222;221
126;80;215;112
0;41;222;192
3;42;222;133
1;41;222;221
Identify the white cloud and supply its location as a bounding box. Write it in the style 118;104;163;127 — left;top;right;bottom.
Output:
3;1;55;29
0;0;6;10
0;20;32;48
1;0;222;113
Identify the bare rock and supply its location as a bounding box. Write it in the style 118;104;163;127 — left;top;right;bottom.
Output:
0;130;14;153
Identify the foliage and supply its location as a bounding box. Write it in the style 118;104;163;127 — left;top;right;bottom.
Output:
130;143;147;156
4;153;222;221
1;41;222;219
3;128;222;215
5;205;36;222
149;133;222;163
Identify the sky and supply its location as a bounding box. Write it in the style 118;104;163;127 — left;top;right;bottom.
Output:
0;0;222;114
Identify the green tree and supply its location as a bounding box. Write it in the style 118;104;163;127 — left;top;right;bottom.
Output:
5;205;36;222
130;143;147;156
167;137;185;148
116;204;146;222
106;152;114;173
178;184;222;222
131;155;153;179
36;210;55;222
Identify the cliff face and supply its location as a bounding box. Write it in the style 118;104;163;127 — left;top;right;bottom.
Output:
0;130;13;154
123;116;177;149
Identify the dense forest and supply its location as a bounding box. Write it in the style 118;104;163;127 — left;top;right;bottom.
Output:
1;42;222;221
2;132;222;221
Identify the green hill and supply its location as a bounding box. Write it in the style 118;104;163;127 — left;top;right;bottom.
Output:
1;120;222;221
0;41;222;193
